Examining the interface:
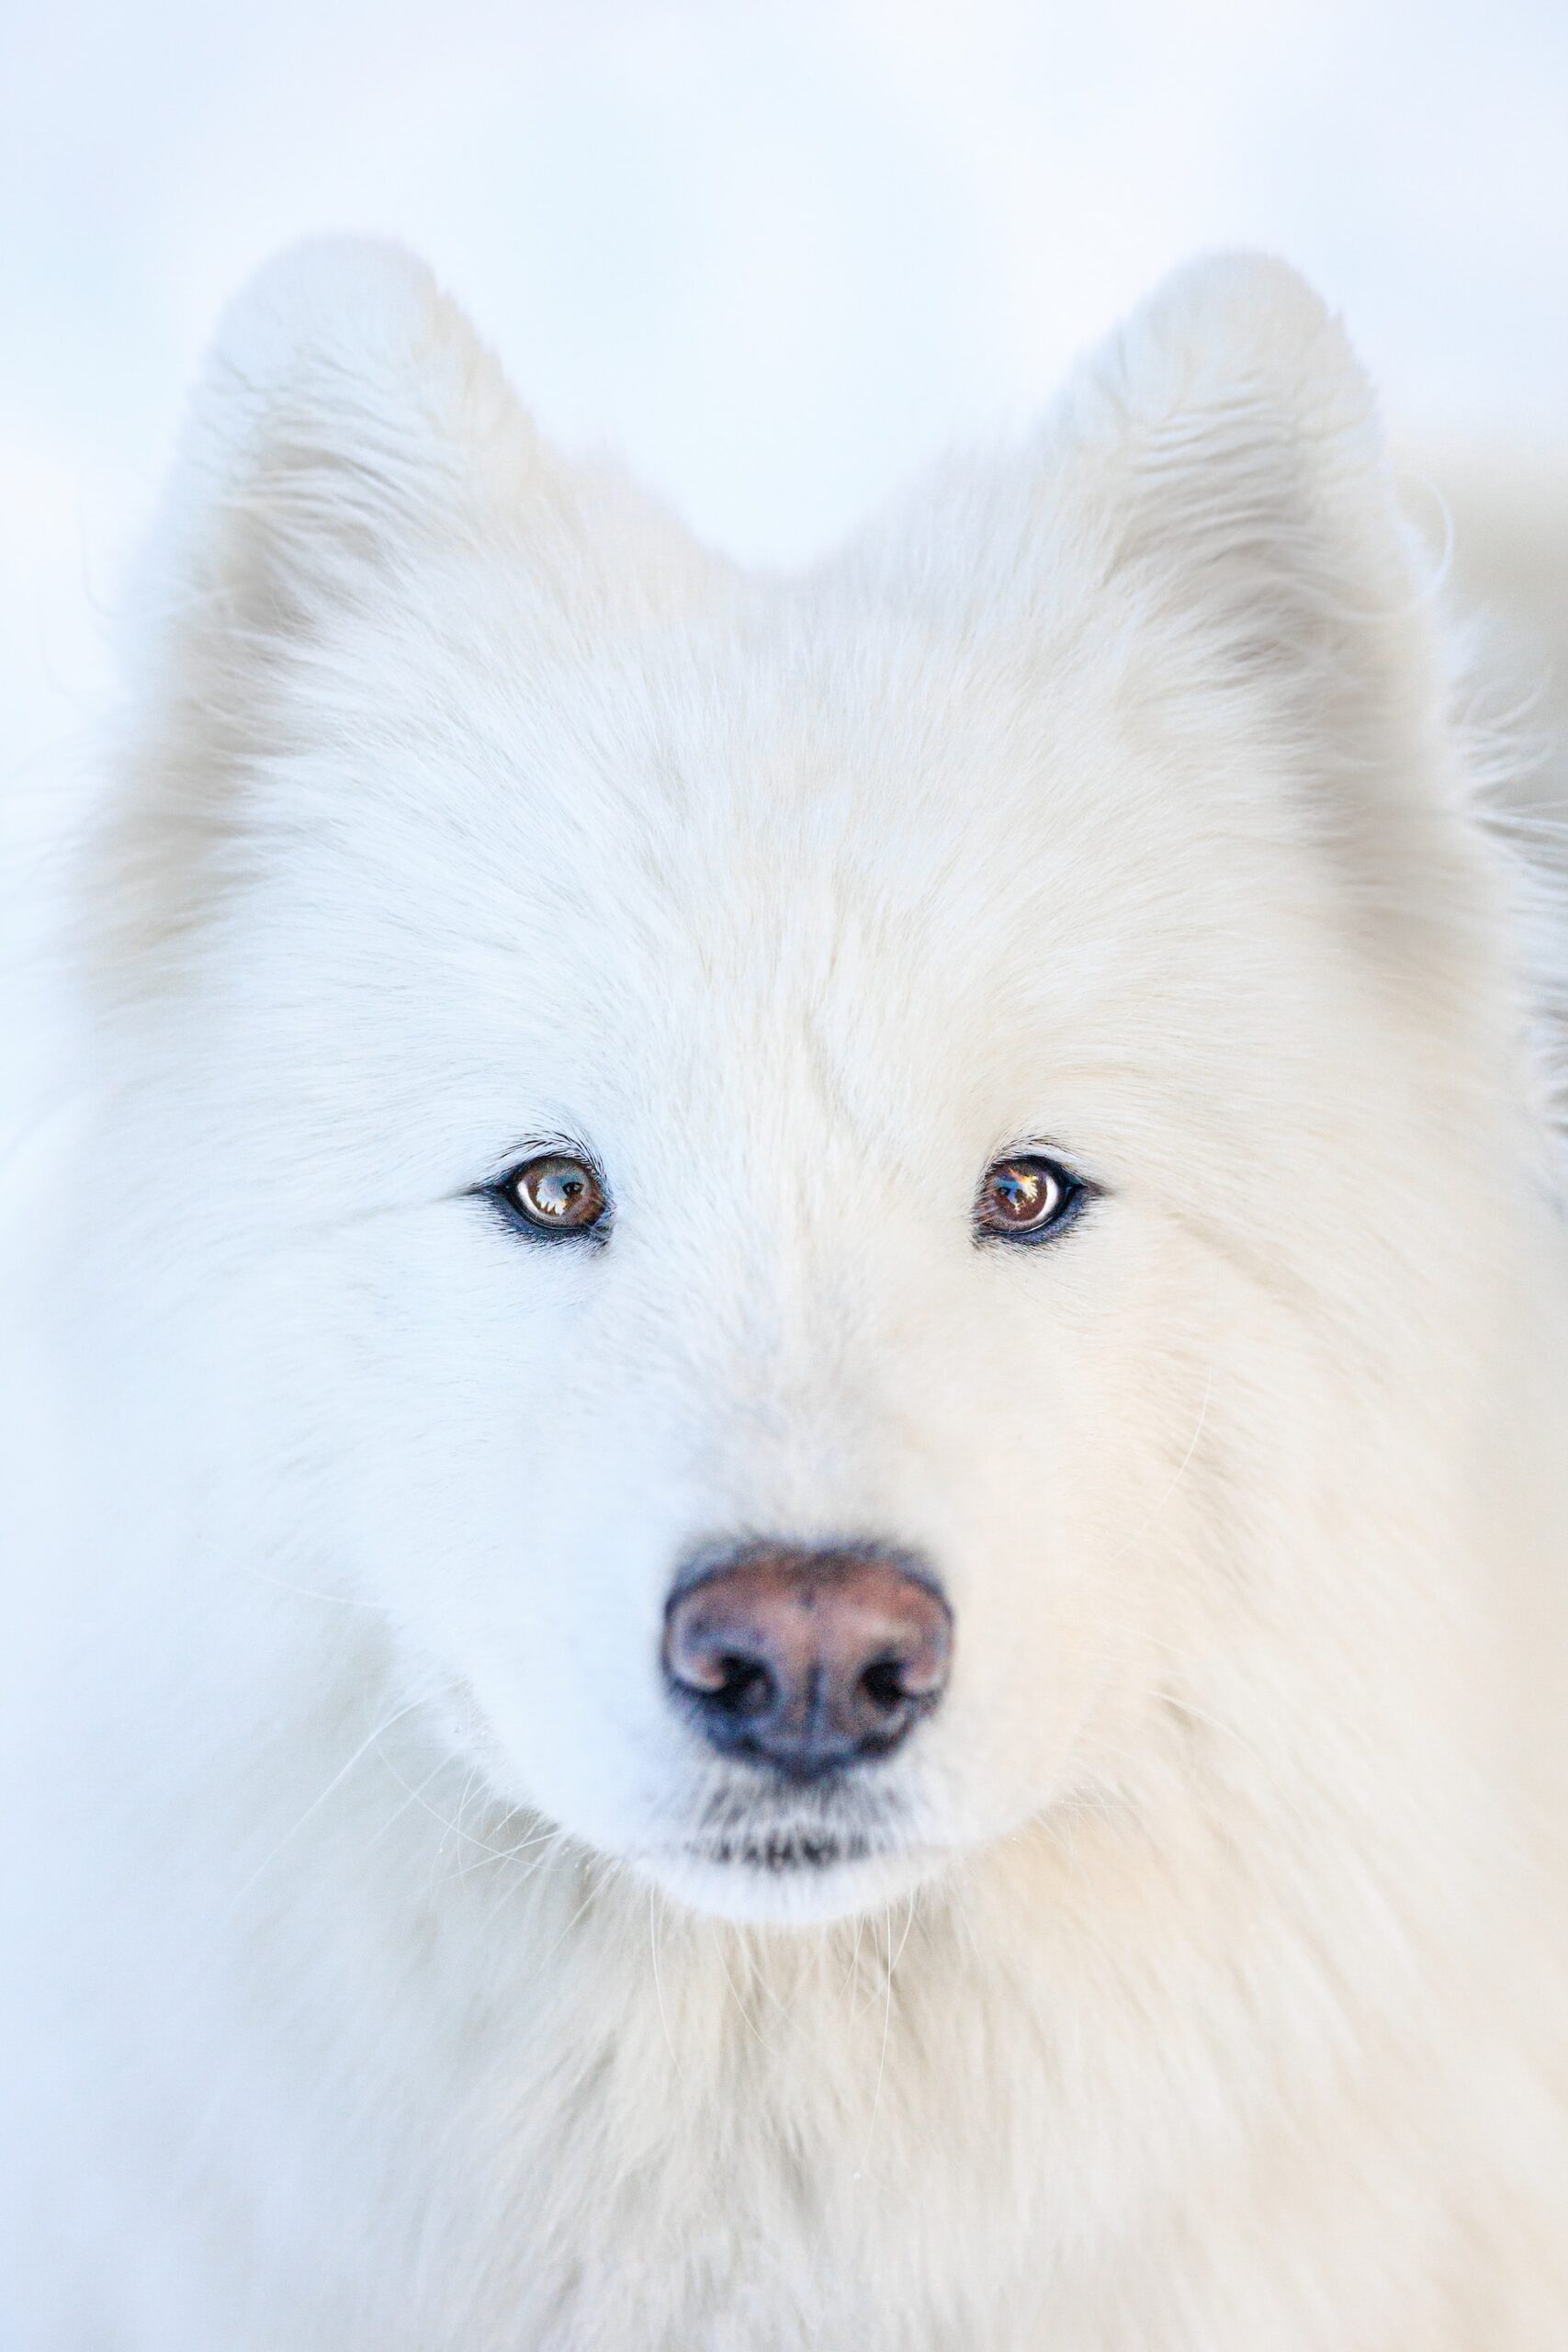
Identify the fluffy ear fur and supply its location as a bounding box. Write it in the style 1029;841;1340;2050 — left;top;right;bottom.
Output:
126;238;536;669
873;254;1493;978
1060;256;1506;987
97;241;546;966
101;242;719;967
860;254;1452;797
1049;255;1445;754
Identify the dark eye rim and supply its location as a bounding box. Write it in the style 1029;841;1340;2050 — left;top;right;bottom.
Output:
973;1150;1097;1247
478;1146;613;1244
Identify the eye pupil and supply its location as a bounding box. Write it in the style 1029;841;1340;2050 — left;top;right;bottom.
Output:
502;1154;607;1236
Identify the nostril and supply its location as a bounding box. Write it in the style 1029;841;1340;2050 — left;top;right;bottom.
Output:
858;1657;910;1714
709;1655;775;1718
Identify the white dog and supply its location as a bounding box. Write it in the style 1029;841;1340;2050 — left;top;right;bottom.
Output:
4;241;1566;2348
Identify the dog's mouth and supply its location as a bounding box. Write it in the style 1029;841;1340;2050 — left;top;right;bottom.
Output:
637;1778;946;1922
682;1775;903;1872
683;1826;878;1874
649;1816;945;1925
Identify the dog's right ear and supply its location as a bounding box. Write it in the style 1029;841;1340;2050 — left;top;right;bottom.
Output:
102;242;604;964
125;238;536;678
101;241;715;970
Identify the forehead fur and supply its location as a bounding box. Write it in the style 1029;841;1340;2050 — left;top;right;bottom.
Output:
96;234;1530;1161
209;555;1305;1058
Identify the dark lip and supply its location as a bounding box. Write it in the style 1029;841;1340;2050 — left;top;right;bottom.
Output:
682;1828;881;1874
674;1774;908;1874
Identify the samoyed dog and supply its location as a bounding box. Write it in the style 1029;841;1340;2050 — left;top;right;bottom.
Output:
4;240;1567;2348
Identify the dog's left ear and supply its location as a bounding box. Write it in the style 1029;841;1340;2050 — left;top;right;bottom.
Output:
1082;256;1510;984
1050;254;1429;737
1023;258;1496;978
869;255;1450;818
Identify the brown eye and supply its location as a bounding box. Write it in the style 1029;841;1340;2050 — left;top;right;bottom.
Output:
501;1153;608;1236
976;1154;1085;1242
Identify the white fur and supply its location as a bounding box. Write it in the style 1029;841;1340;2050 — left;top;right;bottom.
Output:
4;240;1567;2347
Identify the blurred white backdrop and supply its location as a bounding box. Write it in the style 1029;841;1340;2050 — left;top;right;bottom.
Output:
2;0;1565;771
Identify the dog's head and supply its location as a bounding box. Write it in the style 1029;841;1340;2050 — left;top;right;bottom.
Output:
100;242;1528;1924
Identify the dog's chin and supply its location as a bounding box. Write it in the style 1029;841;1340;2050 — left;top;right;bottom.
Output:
637;1829;949;1928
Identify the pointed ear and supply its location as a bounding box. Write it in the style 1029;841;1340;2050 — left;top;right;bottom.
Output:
127;237;536;668
103;242;567;971
1022;254;1503;981
1050;253;1436;755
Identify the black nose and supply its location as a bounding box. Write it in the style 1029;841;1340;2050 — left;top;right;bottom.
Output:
662;1542;953;1781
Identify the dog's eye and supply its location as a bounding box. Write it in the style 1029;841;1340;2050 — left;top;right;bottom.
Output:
499;1153;608;1236
976;1154;1086;1243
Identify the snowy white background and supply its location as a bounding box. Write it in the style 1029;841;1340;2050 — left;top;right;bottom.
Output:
3;0;1566;774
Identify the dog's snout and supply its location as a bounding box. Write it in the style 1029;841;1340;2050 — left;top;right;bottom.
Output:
662;1543;953;1781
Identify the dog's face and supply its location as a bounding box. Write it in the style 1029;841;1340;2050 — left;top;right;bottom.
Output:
112;243;1497;1924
